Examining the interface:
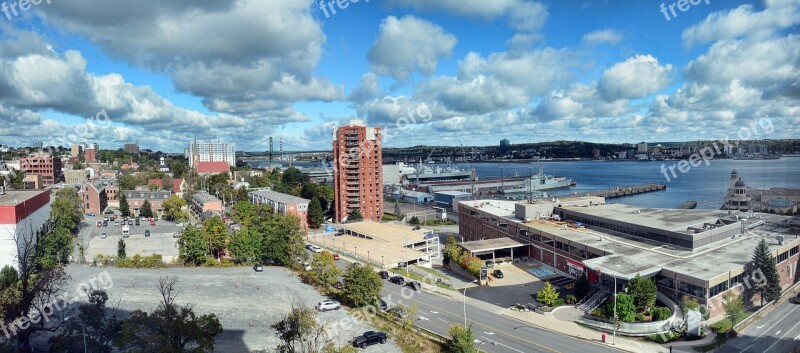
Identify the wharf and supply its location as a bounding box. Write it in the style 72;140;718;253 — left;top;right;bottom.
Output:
571;183;666;199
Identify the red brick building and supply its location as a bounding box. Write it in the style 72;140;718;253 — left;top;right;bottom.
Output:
332;119;383;223
20;155;62;186
84;147;97;163
81;178;119;215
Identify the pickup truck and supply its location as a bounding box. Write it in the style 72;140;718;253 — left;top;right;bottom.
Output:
352;331;387;349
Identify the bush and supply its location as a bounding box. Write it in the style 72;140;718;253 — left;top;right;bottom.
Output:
93;254;115;267
634;313;645;322
116;254;167;268
565;294;577;304
651;306;672;321
553;299;565;307
646;331;682;344
590;308;605;318
711;319;732;333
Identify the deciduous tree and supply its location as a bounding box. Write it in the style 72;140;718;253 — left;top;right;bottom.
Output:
446;324;477;353
536;281;559;306
627;274;657;313
162;195;187;222
342;265;382;308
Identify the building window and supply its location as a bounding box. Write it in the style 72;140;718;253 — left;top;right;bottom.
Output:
791;246;799;257
731;272;746;286
677;280;704;298
709;281;729;297
777;250;789;263
655;274;674;289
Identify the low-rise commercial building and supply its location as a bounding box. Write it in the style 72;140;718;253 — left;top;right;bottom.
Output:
191;191;223;220
64;170;88;186
433;191;471;211
0;189;51;271
20;155;62;186
249;189;310;230
458;197;800;317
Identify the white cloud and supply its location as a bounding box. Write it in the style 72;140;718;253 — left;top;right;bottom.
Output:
582;29;622;46
386;0;522;19
682;1;800;48
367;16;457;81
598;55;673;101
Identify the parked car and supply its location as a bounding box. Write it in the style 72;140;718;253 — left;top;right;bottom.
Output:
102;221;108;227
96;221;102;227
262;258;276;266
115;221;120;226
316;299;341;312
144;230;151;237
333;281;344;290
352;331;388;349
303;262;312;271
149;220;156;226
101;232;107;239
379;270;390;279
103;217;109;222
389;276;405;285
140;217;146;221
375;298;388;311
253;263;263;272
128;220;133;226
485;260;494;268
795;292;800;304
387;307;408;320
412;225;421;230
322;251;340;260
173;232;181;238
86;212;95;217
406;281;421;291
493;269;504;279
135;219;140;226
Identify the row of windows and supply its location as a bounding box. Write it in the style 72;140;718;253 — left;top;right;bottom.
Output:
731;272;746;286
709;281;729;297
778;250;789;263
791;246;799;257
677;281;705;298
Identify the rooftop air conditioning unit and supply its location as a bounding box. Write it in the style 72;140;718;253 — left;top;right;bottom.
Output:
776;235;785;245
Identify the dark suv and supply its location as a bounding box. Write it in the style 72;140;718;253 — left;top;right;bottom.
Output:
389;276;405;285
352;331;387;349
379;270;390;279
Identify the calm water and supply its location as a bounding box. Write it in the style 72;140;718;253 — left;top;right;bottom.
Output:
261;158;800;209
459;159;800;209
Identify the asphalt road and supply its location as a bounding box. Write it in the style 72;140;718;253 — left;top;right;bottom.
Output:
717;297;800;353
321;249;622;353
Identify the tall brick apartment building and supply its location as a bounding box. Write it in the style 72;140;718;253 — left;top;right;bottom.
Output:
20;155;62;186
332;119;383;223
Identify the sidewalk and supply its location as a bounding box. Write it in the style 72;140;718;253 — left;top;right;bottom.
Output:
457;293;670;353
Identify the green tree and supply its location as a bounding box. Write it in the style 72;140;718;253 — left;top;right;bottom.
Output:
148;183;160;191
722;291;745;325
230;201;258;226
48;289;121;353
202;216;229;259
306;252;342;290
115;277;222;353
228;227;261;263
117;239;127;259
348;209;363;222
536;281;559;306
608;293;636;323
140;199;153;218
271;302;356;353
341;265;383;307
752;238;782;304
40;226;73;267
443;235;464;267
445;324;477;353
394;202;401;217
119;193;130;217
179;226;207;265
163;195;187;221
409;216;420;225
307;197;324;229
627;274;657;313
281;167;308;186
262;215;305;267
574;272;591;300
0;265;18;289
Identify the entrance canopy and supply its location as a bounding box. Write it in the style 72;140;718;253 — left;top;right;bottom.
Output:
460;237;528;255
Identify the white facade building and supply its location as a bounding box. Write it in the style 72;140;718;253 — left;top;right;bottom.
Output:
185;140;236;167
0;190;51;271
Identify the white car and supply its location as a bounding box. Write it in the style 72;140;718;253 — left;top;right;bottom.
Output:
316;299;341;312
310;245;322;253
303;262;312;271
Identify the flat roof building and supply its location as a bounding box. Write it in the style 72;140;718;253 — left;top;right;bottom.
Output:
249;189;310;230
0;189;51;271
332;119;383;223
458;197;800;317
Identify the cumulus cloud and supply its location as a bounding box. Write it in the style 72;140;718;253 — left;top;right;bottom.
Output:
387;0;523;19
367;16;457;81
682;0;800;48
598;55;673;101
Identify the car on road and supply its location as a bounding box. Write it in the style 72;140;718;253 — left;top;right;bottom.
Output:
253;263;263;272
379;270;390;279
144;230;151;237
333;281;344;290
795;292;800;304
96;221;102;227
305;244;322;253
149;220;156;226
101;232;107;239
389;276;405;285
493;269;504;279
407;281;421;291
316;299;341;312
352;331;387;349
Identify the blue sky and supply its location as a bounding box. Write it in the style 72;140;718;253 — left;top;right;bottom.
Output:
0;0;797;152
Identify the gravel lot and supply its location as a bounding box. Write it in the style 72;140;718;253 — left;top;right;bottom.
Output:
65;265;402;353
79;215;184;262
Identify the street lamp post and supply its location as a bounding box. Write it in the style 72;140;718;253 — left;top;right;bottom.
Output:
613;275;617;345
463;279;477;327
65;316;87;353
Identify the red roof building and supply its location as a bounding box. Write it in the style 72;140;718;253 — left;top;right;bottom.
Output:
197;161;230;175
147;178;187;196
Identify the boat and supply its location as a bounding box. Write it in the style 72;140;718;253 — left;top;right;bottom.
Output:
406;160;472;182
528;166;573;191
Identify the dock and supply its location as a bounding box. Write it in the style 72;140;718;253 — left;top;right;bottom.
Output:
570;183;666;199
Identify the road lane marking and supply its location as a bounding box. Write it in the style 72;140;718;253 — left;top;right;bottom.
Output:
757;325;765;329
485;332;495;335
741;304;800;352
430;311;439;314
776;330;781;335
383;287;563;353
436;318;447;322
765;319;800;353
482;335;524;353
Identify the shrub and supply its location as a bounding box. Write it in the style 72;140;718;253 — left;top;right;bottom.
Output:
93;254;115;267
116;254;166;268
553;299;565;307
590;308;605;318
651;306;672;321
646;331;682;344
634;313;645;322
712;319;732;333
565;294;578;304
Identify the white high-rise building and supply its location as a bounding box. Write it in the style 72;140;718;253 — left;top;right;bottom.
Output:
186;140;236;167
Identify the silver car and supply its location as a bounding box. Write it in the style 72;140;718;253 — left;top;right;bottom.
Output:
316;299;341;312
